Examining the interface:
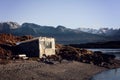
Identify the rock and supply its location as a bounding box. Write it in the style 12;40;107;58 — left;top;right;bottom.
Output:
92;51;116;66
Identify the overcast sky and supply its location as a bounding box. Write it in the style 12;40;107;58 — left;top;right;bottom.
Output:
0;0;120;29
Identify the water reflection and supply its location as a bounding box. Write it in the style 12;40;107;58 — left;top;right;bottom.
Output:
91;68;120;80
115;68;117;75
89;49;120;80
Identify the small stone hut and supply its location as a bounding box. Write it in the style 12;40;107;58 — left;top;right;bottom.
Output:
16;37;55;58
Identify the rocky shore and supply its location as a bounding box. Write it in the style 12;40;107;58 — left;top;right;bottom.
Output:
0;33;120;80
0;60;107;80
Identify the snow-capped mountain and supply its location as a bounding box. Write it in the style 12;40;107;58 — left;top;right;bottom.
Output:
77;27;120;36
77;28;98;34
0;22;20;33
0;21;120;44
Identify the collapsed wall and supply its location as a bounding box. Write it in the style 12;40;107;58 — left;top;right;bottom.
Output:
15;37;55;58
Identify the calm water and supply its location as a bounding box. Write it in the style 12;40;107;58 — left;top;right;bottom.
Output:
88;49;120;59
91;68;120;80
88;49;120;80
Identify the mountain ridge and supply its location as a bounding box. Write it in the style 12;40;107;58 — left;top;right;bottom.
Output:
0;22;120;44
77;27;120;37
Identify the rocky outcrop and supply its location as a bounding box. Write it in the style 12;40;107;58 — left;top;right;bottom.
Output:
0;33;33;59
56;44;116;68
56;44;94;62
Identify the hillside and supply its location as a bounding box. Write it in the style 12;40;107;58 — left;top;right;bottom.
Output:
0;22;120;44
0;33;33;59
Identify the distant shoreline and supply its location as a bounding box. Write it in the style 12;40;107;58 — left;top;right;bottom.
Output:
69;41;120;49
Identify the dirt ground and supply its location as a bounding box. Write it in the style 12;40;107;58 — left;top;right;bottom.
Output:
0;60;107;80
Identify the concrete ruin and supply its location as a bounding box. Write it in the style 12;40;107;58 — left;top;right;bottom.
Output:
16;37;55;58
